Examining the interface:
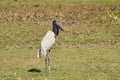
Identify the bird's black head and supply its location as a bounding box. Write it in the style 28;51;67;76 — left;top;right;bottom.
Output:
53;20;57;24
52;20;64;36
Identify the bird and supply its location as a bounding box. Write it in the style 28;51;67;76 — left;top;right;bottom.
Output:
38;20;64;73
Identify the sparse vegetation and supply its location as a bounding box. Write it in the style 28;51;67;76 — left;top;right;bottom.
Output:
0;0;120;80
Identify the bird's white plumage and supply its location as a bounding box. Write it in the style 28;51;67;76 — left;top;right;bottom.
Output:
39;31;55;58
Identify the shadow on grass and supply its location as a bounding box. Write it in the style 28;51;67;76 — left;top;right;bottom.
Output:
27;68;41;73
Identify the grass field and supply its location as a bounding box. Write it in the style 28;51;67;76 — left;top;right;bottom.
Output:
0;47;120;80
0;0;120;80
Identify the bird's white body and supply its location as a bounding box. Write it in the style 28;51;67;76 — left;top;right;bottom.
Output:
38;31;55;58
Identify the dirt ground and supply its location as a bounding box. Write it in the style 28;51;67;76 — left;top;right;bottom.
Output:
0;2;120;27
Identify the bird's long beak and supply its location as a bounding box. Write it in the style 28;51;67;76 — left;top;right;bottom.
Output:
59;26;64;32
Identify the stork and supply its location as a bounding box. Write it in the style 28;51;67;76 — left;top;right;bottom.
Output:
38;20;64;73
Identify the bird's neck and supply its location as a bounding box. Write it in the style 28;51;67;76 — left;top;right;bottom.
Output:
52;25;59;36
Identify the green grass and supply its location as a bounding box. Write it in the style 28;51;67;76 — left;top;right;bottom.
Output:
0;0;120;10
0;47;120;80
43;0;120;3
59;26;120;46
0;23;50;49
1;0;120;3
82;0;120;3
0;22;119;79
0;23;119;49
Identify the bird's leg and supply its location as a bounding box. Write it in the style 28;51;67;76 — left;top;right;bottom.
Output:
48;55;50;73
48;49;51;73
45;56;48;73
38;48;41;58
45;54;50;73
45;50;50;73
